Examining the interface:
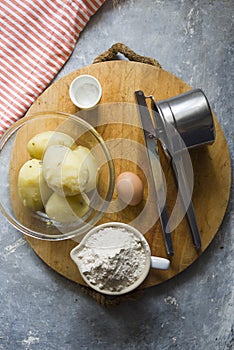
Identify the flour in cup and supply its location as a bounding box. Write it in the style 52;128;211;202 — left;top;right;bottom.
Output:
76;227;148;292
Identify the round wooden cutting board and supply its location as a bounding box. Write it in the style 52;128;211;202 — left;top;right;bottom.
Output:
22;61;231;290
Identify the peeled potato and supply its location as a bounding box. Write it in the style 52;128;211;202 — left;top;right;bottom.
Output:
73;146;99;192
18;159;52;211
45;192;90;223
42;145;89;196
27;131;76;159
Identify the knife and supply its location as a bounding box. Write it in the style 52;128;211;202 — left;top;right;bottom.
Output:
135;90;174;256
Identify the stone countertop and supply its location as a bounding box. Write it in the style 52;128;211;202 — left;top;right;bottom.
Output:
0;1;233;349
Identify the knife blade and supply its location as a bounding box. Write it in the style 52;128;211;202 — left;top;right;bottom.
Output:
135;90;174;256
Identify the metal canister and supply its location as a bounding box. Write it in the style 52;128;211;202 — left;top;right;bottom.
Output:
157;89;216;149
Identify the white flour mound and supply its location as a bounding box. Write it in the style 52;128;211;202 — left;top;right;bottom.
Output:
77;227;147;292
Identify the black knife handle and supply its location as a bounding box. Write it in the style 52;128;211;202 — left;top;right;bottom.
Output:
160;205;174;256
171;158;202;250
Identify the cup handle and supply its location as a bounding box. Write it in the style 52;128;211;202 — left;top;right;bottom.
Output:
150;256;170;270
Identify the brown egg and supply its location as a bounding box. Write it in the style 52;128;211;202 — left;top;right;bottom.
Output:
116;172;144;206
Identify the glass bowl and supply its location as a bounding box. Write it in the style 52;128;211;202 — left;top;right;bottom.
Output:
0;112;115;241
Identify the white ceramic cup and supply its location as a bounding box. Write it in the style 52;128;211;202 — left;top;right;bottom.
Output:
70;222;170;295
69;74;102;109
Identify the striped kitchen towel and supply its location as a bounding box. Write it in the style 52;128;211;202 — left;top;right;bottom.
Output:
0;0;105;136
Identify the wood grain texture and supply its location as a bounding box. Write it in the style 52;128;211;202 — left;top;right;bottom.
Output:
17;61;231;289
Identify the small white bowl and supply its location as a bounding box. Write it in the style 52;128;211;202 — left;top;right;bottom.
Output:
70;222;170;295
69;74;102;109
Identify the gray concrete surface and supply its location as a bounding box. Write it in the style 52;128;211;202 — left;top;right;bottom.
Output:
0;1;233;349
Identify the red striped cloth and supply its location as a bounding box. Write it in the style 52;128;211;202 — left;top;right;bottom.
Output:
0;0;105;136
